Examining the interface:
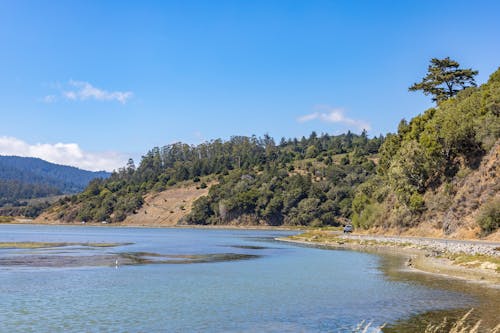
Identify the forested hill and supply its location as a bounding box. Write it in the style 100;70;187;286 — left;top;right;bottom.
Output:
45;65;499;237
0;156;110;204
351;68;500;237
50;132;383;224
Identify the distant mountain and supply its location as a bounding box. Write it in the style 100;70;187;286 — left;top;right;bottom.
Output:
0;156;111;202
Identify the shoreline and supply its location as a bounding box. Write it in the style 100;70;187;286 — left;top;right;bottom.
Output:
2;219;302;231
275;234;500;288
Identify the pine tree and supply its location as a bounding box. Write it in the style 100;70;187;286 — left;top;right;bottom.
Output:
409;57;478;103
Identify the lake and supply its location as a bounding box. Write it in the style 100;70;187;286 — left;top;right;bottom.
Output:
0;224;498;332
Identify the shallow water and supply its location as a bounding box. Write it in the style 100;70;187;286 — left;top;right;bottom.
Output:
0;224;497;332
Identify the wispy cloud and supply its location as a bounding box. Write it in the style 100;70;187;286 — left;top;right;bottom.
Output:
193;131;205;143
0;136;127;171
43;80;133;104
297;106;371;131
42;95;57;103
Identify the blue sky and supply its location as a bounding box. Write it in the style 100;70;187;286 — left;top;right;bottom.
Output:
0;0;499;171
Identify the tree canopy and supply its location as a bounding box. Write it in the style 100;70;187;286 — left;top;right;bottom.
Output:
409;57;478;103
52;132;383;225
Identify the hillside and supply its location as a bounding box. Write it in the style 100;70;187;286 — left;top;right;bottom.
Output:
0;155;110;206
38;68;499;238
47;132;383;225
37;182;211;226
351;68;500;239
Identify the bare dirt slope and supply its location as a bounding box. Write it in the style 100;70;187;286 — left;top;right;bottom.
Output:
121;184;210;226
379;141;500;241
33;183;210;226
437;141;500;240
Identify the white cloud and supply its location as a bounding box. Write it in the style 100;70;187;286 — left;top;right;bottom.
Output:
0;136;127;172
43;80;133;104
297;106;371;131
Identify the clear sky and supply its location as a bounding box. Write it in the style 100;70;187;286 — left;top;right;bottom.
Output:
0;0;499;171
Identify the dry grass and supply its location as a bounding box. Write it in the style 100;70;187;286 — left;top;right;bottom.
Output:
122;182;212;226
446;253;500;273
353;321;385;332
424;309;500;333
354;310;500;333
0;216;14;223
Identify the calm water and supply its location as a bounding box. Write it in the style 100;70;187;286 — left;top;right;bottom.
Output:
0;224;497;332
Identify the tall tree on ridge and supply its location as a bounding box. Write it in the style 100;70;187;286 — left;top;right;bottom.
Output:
409;57;478;104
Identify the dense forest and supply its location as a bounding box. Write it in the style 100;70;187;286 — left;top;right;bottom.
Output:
54;132;383;224
0;180;61;205
0;156;110;205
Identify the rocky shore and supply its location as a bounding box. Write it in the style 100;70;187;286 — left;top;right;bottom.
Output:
340;233;500;257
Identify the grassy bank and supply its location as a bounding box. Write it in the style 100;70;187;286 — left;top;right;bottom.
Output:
0;216;14;223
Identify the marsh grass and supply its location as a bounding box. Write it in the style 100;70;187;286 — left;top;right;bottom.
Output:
446;253;500;272
423;309;500;333
353;321;385;332
354;310;500;333
0;241;133;249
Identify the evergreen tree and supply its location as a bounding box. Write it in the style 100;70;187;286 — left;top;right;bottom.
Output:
409;57;478;103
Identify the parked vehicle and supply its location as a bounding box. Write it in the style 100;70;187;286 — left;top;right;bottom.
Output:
343;225;353;233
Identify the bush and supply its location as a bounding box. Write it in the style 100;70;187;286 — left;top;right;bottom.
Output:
409;193;425;213
352;202;382;229
477;198;500;235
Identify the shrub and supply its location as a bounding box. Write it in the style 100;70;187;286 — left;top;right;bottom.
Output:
477;198;500;235
409;193;425;213
352;202;382;229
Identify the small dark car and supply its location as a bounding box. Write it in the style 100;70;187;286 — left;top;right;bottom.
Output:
343;225;353;233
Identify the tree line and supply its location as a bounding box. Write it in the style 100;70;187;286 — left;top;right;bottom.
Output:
55;131;383;224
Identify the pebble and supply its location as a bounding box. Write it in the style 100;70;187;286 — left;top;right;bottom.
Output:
340;234;500;257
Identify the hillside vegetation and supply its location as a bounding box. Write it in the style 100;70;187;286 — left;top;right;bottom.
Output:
50;132;382;225
352;68;500;237
43;66;499;238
